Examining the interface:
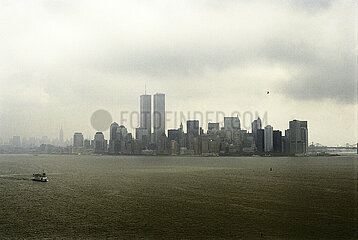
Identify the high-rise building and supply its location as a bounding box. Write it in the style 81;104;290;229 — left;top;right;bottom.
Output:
288;120;308;154
116;125;128;153
153;93;165;143
140;94;151;137
94;132;106;153
251;117;262;136
110;122;119;141
168;129;180;143
273;130;282;153
84;139;91;149
255;129;264;153
187;120;199;137
224;116;241;131
264;125;273;152
208;122;220;133
109;122;119;154
73;133;84;147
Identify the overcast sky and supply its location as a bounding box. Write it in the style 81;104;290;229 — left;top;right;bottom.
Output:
0;0;356;146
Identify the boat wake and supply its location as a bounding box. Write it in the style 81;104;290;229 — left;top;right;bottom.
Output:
0;173;63;181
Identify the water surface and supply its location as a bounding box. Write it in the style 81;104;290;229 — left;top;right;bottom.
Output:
0;154;357;239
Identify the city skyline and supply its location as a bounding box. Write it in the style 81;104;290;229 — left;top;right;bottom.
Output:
0;90;356;147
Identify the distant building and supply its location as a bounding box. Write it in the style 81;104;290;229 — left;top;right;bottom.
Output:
84;139;91;149
170;140;178;155
73;133;84;147
168;129;180;143
109;122;119;154
208;122;220;133
264;125;273;152
140;94;151;138
273;130;282;153
110;122;119;141
224;116;241;131
94;132;106;153
136;127;150;148
187;120;199;137
251;117;262;136
288;120;308;154
153;93;165;143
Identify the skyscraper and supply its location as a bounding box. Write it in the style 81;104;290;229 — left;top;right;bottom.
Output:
255;129;265;153
187;120;199;137
109;122;119;154
224;116;241;131
208;122;220;133
273;130;282;153
94;132;106;153
153;93;165;143
288;120;308;154
140;94;151;137
251;117;262;136
73;133;84;147
264;125;273;152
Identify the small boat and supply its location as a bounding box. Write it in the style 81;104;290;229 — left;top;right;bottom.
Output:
32;172;48;182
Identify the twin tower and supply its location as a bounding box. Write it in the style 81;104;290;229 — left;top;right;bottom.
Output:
138;93;165;144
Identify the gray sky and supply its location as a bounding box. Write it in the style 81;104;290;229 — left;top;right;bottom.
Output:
0;0;356;146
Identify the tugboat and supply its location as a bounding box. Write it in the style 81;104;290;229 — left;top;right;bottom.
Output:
32;172;48;182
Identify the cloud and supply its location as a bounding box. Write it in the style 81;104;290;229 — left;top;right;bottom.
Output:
0;0;356;144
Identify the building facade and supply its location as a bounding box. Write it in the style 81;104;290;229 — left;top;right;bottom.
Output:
288;120;308;154
73;133;84;147
140;94;151;138
153;93;165;143
264;125;273;152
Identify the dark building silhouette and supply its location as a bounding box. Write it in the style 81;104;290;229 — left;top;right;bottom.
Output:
168;129;180;143
273;130;282;153
153;93;165;143
288;120;308;154
255;129;264;153
187;120;199;137
94;132;106;154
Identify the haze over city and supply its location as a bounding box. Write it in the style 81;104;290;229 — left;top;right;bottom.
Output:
0;0;356;146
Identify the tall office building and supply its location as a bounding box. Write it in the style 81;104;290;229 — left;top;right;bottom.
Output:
73;133;84;147
116;125;128;153
94;132;106;153
273;130;282;153
251;117;262;136
140;94;151;137
187;120;199;137
110;122;119;141
208;122;220;133
264;125;273;152
153;93;165;143
168;129;180;143
288;120;308;154
224;116;241;131
109;122;119;154
255;129;265;153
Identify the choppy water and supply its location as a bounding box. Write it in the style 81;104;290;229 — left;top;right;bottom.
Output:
0;154;357;239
